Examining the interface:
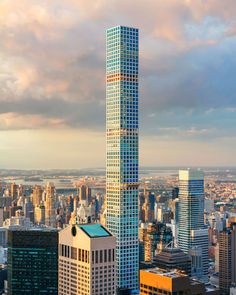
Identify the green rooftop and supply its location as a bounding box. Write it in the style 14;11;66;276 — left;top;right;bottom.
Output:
78;224;111;238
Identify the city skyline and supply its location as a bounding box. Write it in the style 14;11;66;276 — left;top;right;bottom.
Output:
1;1;236;169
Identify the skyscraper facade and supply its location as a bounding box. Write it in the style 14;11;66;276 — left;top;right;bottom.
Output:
178;169;209;283
58;223;116;295
32;185;43;207
219;222;236;295
10;183;18;200
45;182;56;227
34;204;46;225
8;227;58;295
106;26;139;293
79;184;92;205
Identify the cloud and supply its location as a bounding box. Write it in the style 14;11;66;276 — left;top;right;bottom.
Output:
0;0;236;138
0;97;105;131
152;126;220;141
0;0;236;168
0;113;65;130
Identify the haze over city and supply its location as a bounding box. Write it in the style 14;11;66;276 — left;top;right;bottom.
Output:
1;0;236;169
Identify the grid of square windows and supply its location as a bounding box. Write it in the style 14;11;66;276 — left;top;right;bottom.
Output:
106;26;139;290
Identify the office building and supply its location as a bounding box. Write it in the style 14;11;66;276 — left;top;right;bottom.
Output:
8;227;58;295
3;215;32;228
32;185;43;207
0;264;7;294
45;182;56;227
219;222;236;294
10;183;18;200
0;228;7;248
23;198;33;219
79;185;92;205
172;187;179;200
205;199;215;214
142;190;155;223
140;268;219;295
140;222;172;262
0;208;3;227
77;203;95;224
153;246;191;275
168;198;179;244
144;223;159;262
106;25;139;293
178;169;209;282
17;185;24;198
34;204;45;225
58;223;116;295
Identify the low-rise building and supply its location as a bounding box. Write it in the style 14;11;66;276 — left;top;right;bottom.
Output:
140;268;219;295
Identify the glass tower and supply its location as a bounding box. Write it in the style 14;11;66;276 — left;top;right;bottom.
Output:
178;169;209;283
8;228;58;295
106;26;139;292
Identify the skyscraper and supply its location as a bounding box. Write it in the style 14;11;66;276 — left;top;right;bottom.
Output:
58;223;116;295
178;169;209;283
8;227;58;294
34;204;46;225
45;182;56;227
219;222;236;295
106;25;139;293
79;184;92;205
10;183;18;200
32;185;43;207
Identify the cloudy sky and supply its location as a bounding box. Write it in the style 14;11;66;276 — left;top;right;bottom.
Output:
0;0;236;169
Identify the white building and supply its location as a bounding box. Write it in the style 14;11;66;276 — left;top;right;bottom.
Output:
58;223;116;295
230;286;236;295
178;169;209;283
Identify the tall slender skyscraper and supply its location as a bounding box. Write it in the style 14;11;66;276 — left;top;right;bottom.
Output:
106;26;139;293
178;169;209;283
45;182;56;227
32;185;43;207
219;222;236;295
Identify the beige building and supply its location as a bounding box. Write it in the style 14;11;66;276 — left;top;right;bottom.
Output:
32;185;43;207
58;223;116;295
10;183;18;200
45;182;56;227
34;204;45;225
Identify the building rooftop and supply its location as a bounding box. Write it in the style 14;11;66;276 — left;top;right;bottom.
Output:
7;225;57;232
142;268;188;279
78;223;111;238
179;168;204;181
154;246;191;262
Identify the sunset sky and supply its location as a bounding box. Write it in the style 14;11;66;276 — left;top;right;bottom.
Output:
0;0;236;169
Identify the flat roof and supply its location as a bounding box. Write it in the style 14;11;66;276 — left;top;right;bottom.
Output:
141;268;187;279
107;25;139;31
7;226;58;232
78;224;112;238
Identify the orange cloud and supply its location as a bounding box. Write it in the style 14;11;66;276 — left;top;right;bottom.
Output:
0;113;66;130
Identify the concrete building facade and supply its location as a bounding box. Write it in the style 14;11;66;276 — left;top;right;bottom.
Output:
58;223;116;295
